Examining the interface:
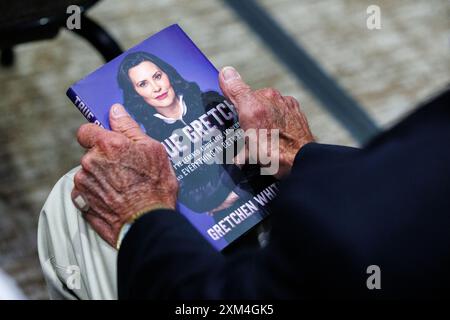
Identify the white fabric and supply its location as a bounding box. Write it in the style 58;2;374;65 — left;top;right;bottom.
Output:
0;269;27;300
37;166;117;300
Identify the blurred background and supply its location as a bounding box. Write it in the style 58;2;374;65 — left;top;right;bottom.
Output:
0;0;448;299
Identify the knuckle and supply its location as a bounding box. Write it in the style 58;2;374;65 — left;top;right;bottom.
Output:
106;192;123;208
258;88;281;100
96;133;124;153
116;195;126;208
267;88;281;99
94;134;108;150
229;82;251;97
76;124;89;143
80;153;94;171
285;96;300;109
254;105;269;118
108;135;125;149
119;121;139;134
73;170;85;188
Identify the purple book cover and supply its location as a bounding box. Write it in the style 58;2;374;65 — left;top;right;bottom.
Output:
67;24;278;250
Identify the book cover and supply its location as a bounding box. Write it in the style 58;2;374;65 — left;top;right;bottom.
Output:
67;24;278;250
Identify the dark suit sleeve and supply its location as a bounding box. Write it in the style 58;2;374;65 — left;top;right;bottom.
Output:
118;89;450;299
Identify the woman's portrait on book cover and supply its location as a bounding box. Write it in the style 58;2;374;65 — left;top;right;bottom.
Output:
116;51;275;242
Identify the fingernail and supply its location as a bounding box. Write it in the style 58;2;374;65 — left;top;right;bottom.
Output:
112;104;127;118
222;66;240;82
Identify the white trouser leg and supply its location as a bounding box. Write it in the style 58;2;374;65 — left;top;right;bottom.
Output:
38;166;117;300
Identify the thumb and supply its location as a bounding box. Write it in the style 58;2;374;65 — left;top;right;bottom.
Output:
219;66;253;112
109;103;146;141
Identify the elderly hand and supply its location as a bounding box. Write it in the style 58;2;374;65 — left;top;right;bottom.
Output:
219;66;314;179
71;104;178;248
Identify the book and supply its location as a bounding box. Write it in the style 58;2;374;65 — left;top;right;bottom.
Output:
67;24;278;250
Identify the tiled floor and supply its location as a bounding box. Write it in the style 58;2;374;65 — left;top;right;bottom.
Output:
0;0;448;299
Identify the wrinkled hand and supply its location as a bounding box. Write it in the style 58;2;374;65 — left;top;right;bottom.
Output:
219;66;314;178
71;104;178;248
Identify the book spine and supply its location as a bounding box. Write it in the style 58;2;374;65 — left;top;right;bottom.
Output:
66;87;104;127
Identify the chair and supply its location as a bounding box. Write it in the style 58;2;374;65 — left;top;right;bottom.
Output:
0;0;123;66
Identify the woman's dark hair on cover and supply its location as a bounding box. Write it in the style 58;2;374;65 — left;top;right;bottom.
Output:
117;51;201;127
